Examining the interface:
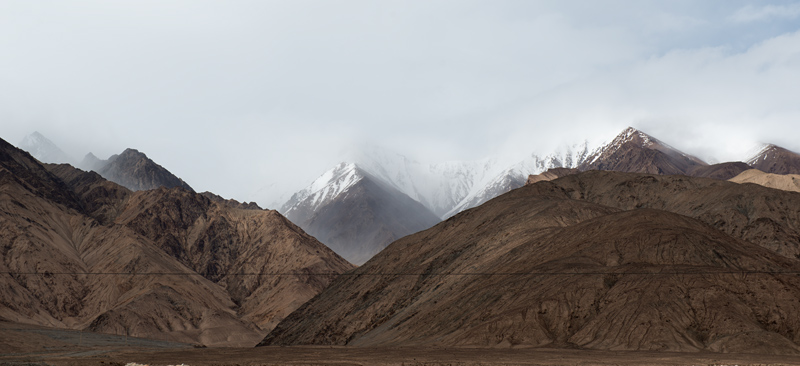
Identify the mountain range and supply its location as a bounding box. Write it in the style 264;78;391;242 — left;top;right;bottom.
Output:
260;170;800;353
17;129;800;266
0;136;353;346
274;127;800;264
6;126;800;355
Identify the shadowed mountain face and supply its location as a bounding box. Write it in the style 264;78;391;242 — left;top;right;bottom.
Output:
748;144;800;175
687;162;751;180
283;164;440;265
260;171;800;353
0;138;353;346
98;148;194;192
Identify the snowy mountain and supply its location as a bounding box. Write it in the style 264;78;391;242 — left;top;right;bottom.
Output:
280;142;595;221
276;139;598;263
443;141;591;217
282;163;364;222
17;132;73;164
282;163;440;264
268;126;775;264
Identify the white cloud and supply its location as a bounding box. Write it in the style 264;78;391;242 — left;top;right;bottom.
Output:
0;1;799;203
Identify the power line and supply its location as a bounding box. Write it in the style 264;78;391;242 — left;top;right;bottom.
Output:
2;270;799;276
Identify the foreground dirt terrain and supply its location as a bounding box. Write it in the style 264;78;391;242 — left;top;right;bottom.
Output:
2;322;800;366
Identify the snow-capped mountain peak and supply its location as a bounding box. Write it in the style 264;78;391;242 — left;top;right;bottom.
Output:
587;127;654;165
441;140;591;218
281;162;364;216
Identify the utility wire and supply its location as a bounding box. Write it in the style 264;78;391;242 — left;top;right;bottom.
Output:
2;270;800;276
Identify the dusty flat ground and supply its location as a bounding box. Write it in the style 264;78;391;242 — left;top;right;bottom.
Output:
2;322;800;366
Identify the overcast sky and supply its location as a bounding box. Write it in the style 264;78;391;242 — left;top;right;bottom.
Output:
2;1;799;205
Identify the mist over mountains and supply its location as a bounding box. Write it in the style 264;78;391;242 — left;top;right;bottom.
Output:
17;127;800;265
270;126;800;263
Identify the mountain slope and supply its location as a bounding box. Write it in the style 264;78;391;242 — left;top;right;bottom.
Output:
259;171;800;353
112;186;354;330
747;144;800;175
444;143;590;218
97;148;194;192
283;163;439;264
578;127;707;175
729;169;800;193
546;171;800;259
687;162;751;180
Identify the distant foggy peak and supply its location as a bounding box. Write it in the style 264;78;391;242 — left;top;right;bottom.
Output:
18;131;73;164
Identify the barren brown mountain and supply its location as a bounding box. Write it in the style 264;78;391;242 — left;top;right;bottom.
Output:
1;138;353;346
97;148;194;192
748;144;800;175
109;186;354;331
578;127;707;175
730;169;800;193
260;171;800;353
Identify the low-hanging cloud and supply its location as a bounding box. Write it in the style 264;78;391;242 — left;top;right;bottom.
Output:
1;0;798;205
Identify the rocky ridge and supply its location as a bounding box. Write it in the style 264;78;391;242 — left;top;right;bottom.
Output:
97;148;194;192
